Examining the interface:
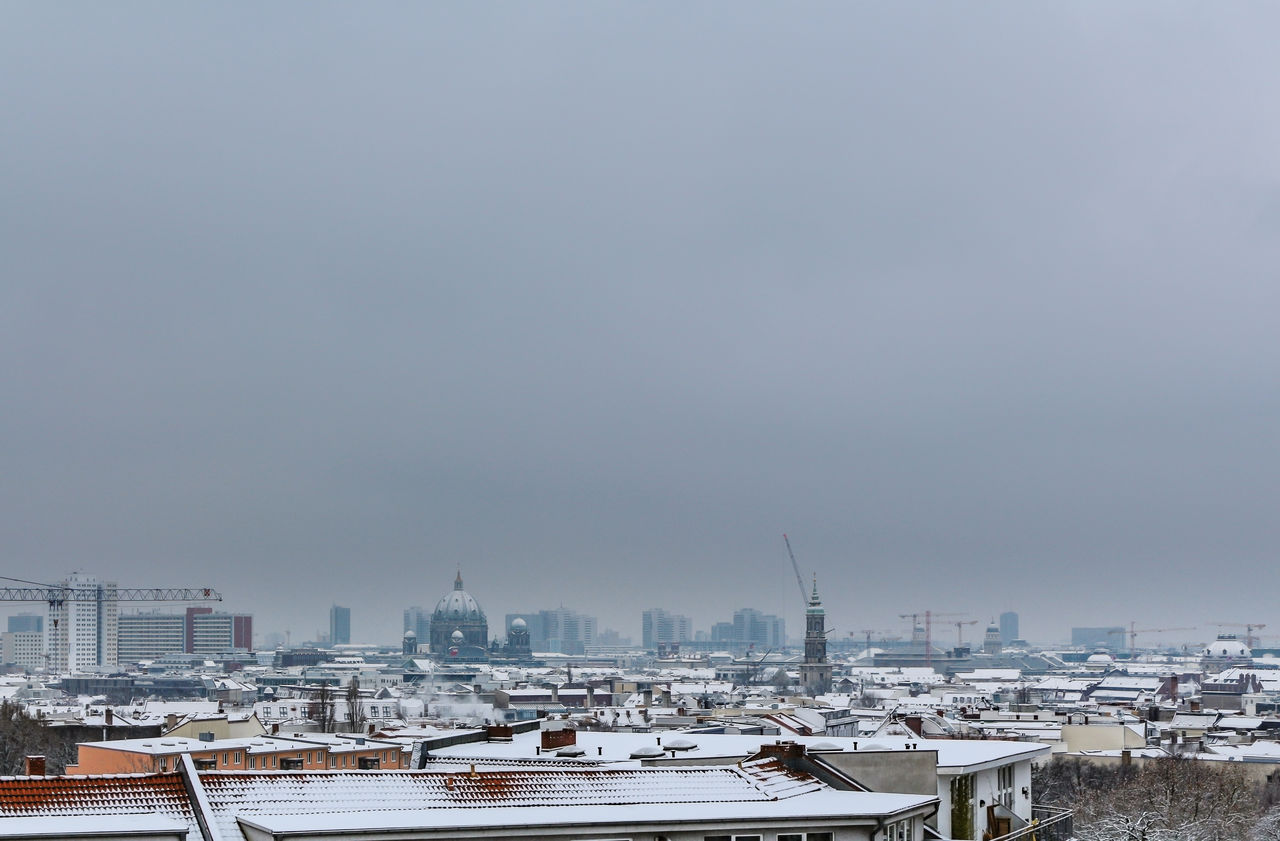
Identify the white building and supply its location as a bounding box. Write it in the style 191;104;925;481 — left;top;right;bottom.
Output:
46;573;118;673
0;630;44;670
117;611;186;662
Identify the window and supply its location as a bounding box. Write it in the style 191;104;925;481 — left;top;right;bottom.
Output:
249;756;257;769
222;752;229;765
235;752;243;763
330;756;337;768
884;820;913;841
998;765;1014;808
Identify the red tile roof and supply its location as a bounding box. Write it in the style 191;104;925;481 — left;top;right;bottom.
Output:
0;772;199;835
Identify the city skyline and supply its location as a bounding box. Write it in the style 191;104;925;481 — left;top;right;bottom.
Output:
4;5;1279;647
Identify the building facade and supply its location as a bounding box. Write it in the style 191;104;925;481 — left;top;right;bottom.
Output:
733;608;786;651
46;572;118;673
403;606;431;642
641;608;691;649
118;611;187;662
1;630;43;670
330;605;351;645
7;613;43;633
999;611;1019;645
191;612;253;653
504;607;597;654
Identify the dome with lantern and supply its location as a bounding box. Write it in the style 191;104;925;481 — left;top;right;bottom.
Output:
428;571;489;659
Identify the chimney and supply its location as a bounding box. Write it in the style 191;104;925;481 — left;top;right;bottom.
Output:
165;713;178;731
1121;749;1132;768
105;708;113;725
755;741;806;761
487;724;514;742
24;756;45;777
1191;699;1201;713
904;715;924;737
541;728;577;749
1168;675;1178;701
642;688;653;706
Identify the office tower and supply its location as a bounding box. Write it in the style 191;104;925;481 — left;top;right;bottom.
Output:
641;608;691;649
999;611;1019;645
330;605;351;646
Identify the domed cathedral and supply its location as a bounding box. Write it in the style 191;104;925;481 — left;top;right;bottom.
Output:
430;571;489;660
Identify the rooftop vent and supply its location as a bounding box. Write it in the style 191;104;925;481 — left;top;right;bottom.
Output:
629;745;665;759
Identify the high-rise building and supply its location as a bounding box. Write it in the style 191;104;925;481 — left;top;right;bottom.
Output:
7;613;43;633
999;611;1019;645
403;606;430;643
504;607;597;655
46;573;118;673
641;608;691;650
732;608;786;651
710;622;735;644
118;611;187;662
330;605;351;646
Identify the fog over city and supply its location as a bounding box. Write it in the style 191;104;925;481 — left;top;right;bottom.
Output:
3;4;1278;646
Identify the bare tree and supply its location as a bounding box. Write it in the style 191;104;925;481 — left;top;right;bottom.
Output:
345;677;366;734
1050;756;1260;841
307;682;336;733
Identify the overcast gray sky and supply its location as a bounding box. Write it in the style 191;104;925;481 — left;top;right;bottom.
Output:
3;3;1278;649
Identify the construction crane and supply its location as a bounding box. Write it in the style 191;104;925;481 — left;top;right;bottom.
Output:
1211;622;1268;649
898;611;965;668
782;534;810;609
0;575;221;616
852;629;896;651
952;619;980;645
1109;622;1197;651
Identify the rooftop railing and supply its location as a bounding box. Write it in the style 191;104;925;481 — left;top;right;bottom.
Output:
989;805;1074;841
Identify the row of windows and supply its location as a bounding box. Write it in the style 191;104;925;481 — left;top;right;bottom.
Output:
706;834;834;841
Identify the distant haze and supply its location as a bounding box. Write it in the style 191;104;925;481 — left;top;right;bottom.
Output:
3;4;1278;648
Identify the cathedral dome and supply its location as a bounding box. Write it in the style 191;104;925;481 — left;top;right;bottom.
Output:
511;617;527;630
1203;634;1251;658
433;571;486;622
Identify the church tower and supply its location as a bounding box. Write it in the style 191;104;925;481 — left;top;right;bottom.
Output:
799;576;833;695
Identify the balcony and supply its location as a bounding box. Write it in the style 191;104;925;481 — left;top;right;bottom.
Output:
988;805;1073;841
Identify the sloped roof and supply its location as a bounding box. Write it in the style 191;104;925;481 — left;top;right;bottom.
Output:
0;773;200;837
